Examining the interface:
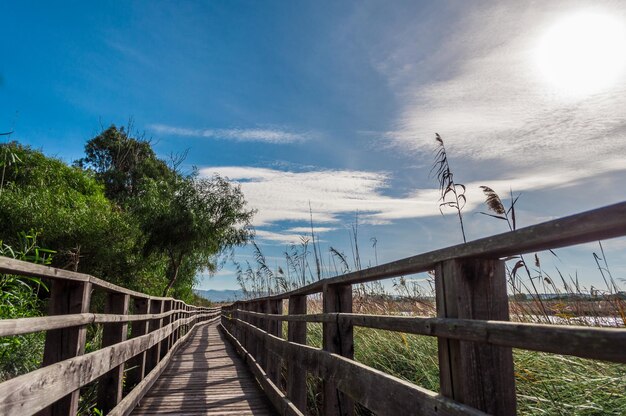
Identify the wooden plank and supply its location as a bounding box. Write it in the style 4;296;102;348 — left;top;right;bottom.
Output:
287;295;307;412
237;310;332;323
145;300;164;374
88;276;152;299
0;314;212;415
245;201;626;301
97;293;130;413
0;256;90;283
342;314;626;363
0;308;197;337
126;298;150;390
235;310;626;363
257;301;267;369
0;314;93;337
266;299;283;386
436;259;516;415
159;300;173;359
110;316;220;416
231;318;488;416
221;324;305;416
39;279;91;416
323;284;354;416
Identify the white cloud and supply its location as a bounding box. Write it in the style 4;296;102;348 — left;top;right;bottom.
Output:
149;124;309;144
200;164;625;231
201;166;441;227
379;2;626;172
286;226;337;234
254;230;310;245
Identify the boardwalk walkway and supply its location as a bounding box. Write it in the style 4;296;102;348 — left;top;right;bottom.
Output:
131;322;275;415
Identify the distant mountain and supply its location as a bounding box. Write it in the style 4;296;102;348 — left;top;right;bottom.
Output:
194;289;244;303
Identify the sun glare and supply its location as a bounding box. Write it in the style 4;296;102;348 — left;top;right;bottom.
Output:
534;10;626;96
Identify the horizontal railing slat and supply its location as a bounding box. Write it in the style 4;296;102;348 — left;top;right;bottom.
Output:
0;308;220;337
0;257;215;306
233;310;626;363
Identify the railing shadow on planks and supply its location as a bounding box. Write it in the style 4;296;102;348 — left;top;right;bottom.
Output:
0;257;221;416
220;201;626;416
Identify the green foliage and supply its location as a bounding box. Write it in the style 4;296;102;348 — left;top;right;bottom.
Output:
0;131;254;301
0;141;141;281
75;125;173;203
75;126;254;298
136;174;254;296
0;232;51;381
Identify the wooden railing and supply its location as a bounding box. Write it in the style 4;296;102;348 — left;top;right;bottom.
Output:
0;257;220;416
220;201;626;416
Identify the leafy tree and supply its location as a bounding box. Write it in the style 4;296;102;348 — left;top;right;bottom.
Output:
75;125;174;204
138;174;254;296
0;141;139;279
76;126;255;297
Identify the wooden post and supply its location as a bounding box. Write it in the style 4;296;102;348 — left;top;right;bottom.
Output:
257;300;267;368
266;299;283;385
40;280;92;416
97;293;130;413
170;300;179;347
126;297;150;390
323;284;354;416
435;258;516;415
145;299;164;374
287;294;307;412
160;300;173;360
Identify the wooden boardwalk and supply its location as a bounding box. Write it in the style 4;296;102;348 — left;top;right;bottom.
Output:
132;322;276;415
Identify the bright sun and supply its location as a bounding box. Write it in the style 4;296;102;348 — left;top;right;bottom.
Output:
534;10;626;96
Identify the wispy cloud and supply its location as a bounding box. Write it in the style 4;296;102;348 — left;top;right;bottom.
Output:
200;164;625;231
149;124;310;144
254;230;310;245
286;226;337;234
201;166;441;227
377;2;626;174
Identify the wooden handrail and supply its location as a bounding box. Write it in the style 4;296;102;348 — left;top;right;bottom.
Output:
220;201;626;416
0;257;218;416
232;309;626;363
0;308;221;337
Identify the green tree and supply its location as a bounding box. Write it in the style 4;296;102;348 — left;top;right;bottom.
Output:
138;174;254;296
0;141;140;280
76;126;255;297
75;125;174;204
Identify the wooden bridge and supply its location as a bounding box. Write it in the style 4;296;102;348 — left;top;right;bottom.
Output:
1;202;626;415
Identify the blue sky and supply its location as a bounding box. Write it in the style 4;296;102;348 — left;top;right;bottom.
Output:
1;1;625;292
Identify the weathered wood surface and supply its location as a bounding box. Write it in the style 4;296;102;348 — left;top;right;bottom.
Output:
127;298;152;390
40;279;91;416
0;314;215;416
111;316;220;416
97;293;131;413
235;310;626;363
0;257;226;305
436;259;515;415
286;295;307;412
221;323;304;416
0;308;219;337
229;317;488;416
322;284;354;416
131;322;276;416
244;201;626;301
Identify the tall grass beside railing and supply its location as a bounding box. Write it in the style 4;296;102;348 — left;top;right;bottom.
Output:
290;288;626;416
